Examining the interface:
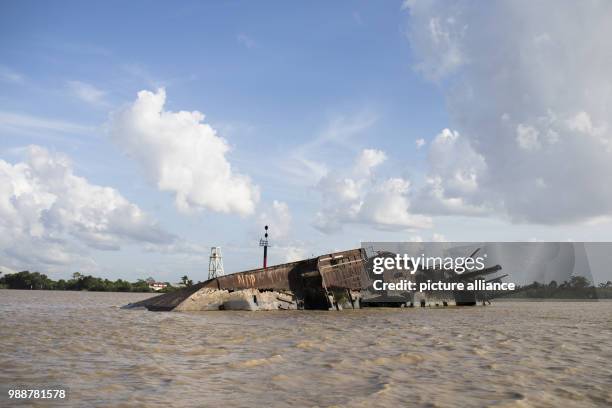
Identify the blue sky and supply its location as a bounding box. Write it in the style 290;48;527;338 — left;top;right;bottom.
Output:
2;1;612;283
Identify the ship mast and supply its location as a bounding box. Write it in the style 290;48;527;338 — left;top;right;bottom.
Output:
259;225;269;268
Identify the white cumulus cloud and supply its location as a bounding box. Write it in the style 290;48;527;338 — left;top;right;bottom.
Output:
516;124;541;151
405;0;612;224
110;89;259;216
412;128;489;216
257;200;292;239
353;148;387;176
315;149;431;232
0;146;174;272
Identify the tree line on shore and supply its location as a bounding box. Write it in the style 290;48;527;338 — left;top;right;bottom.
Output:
0;271;194;292
2;270;610;299
499;276;612;299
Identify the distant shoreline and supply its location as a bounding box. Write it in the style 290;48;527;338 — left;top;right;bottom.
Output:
2;288;611;303
0;288;160;295
0;271;184;293
495;297;611;302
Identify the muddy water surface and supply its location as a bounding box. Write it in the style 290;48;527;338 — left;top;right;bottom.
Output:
1;290;611;407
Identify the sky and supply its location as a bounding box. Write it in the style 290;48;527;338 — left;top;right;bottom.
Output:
1;0;612;283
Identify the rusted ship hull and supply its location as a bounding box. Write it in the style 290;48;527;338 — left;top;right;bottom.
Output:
127;249;366;311
126;248;502;311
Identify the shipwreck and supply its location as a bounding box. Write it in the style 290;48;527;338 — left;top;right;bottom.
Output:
126;247;504;312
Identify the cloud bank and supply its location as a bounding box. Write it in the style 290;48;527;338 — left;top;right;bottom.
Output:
110;89;259;216
315;149;432;232
406;0;612;224
0;146;173;271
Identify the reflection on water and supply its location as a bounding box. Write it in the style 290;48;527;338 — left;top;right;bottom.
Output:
1;290;611;407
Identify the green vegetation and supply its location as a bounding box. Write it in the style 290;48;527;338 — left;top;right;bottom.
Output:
500;276;612;299
0;270;178;292
180;275;194;287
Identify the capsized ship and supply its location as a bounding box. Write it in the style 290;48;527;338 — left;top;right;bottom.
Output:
126;248;503;311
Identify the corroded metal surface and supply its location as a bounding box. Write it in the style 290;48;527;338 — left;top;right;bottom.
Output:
318;249;367;290
126;247;503;311
202;257;319;291
127;249;365;311
199;249;367;292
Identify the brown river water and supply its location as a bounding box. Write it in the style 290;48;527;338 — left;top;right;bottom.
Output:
1;290;611;407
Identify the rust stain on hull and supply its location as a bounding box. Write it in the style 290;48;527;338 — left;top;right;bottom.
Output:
126;247;503;311
128;249;366;311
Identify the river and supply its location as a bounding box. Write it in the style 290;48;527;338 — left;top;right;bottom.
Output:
1;290;611;407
